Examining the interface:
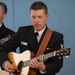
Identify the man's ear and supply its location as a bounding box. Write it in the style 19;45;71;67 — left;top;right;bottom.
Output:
46;14;49;21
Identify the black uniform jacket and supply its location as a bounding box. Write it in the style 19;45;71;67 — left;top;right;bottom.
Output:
0;25;63;75
0;22;15;44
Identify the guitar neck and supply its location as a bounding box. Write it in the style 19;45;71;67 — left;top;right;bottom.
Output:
43;51;55;61
23;51;55;67
23;60;30;67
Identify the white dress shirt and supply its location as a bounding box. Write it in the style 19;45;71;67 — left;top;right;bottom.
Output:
0;23;2;28
34;26;46;42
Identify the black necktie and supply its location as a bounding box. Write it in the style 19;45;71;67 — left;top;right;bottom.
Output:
34;32;39;45
34;32;39;37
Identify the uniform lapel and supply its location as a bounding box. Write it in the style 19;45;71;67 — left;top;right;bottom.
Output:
0;23;6;37
27;26;48;52
27;27;38;50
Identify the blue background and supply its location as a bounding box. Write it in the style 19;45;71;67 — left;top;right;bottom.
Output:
0;0;75;75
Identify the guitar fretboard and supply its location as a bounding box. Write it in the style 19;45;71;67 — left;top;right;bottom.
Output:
23;60;30;67
43;51;55;61
23;51;55;67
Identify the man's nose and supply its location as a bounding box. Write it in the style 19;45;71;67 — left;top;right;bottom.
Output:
34;18;39;22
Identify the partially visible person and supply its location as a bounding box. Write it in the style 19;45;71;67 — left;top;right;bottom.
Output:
0;1;63;75
0;2;15;75
0;2;15;44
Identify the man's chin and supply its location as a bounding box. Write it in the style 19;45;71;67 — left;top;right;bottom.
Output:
36;28;41;31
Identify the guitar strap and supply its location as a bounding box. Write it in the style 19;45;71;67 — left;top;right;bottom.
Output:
28;28;53;75
36;28;53;57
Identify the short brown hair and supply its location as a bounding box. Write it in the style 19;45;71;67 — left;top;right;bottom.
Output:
30;1;48;14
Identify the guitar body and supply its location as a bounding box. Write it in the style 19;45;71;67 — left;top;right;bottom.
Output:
8;50;31;75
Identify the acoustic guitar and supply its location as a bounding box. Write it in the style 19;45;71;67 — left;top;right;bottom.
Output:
3;47;70;75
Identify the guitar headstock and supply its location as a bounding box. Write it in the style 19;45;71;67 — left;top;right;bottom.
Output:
56;48;70;59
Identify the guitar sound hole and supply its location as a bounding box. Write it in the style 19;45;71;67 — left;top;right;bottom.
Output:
17;61;23;71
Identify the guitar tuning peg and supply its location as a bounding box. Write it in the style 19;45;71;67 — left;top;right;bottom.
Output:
66;56;69;58
59;57;62;59
63;56;65;58
60;44;64;49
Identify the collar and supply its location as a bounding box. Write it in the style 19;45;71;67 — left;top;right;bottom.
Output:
34;26;46;37
0;23;2;28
